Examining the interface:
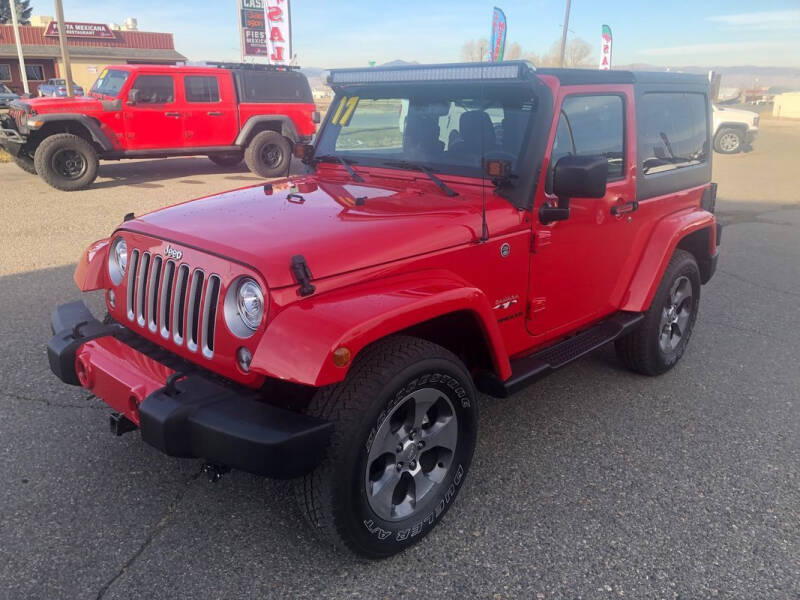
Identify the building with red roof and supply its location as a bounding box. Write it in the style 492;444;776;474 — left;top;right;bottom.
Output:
0;16;186;96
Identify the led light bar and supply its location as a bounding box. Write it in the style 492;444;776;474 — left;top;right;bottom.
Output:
327;62;535;85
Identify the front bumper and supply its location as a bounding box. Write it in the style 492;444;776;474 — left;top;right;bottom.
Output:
0;126;24;157
47;301;332;479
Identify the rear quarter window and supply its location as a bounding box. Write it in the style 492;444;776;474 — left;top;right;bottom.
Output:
640;92;708;175
635;88;711;201
235;70;313;103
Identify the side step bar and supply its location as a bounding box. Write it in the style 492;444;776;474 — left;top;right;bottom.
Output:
476;312;644;398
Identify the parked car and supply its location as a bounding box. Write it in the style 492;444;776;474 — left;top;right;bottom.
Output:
0;63;319;190
38;79;85;97
0;83;20;108
46;62;720;558
712;104;759;153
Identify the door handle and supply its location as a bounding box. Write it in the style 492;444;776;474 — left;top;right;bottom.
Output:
207;111;223;116
611;199;639;216
164;111;181;118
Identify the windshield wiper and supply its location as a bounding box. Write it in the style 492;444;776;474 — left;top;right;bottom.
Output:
316;154;364;183
380;160;459;197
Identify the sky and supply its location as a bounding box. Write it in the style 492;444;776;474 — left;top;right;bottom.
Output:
59;0;800;69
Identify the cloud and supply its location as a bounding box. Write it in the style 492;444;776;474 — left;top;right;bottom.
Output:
640;41;794;57
706;10;800;30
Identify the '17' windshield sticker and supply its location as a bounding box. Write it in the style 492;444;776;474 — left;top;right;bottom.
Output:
330;96;360;127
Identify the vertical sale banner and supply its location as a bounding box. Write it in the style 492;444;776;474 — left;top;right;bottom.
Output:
264;0;292;65
599;24;612;70
488;7;507;62
240;0;269;62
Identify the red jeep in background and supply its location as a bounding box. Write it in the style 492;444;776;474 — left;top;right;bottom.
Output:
47;62;720;558
0;63;318;190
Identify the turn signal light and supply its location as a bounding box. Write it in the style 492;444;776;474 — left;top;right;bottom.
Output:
332;347;351;368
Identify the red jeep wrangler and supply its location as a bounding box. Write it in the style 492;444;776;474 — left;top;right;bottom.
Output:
0;63;318;190
47;62;720;558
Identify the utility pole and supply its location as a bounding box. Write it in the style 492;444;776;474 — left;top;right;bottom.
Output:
9;0;30;95
558;0;572;68
53;0;75;97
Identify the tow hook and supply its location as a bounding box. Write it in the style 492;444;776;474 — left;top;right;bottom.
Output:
109;412;137;436
201;463;231;483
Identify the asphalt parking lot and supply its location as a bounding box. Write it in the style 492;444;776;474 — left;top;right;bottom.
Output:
1;122;798;599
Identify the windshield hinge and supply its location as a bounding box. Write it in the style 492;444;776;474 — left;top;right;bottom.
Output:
291;255;316;297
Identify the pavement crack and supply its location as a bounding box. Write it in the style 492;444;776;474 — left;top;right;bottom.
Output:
702;319;796;346
2;391;108;410
95;470;202;600
717;269;800;298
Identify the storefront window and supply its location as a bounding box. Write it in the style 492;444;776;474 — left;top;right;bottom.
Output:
25;65;45;81
0;64;11;81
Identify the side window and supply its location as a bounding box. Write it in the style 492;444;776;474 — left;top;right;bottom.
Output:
552;95;625;179
640;92;708;175
184;76;220;103
130;75;175;104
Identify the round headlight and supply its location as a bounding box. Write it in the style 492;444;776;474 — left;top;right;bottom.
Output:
108;237;127;285
224;277;267;338
237;279;264;330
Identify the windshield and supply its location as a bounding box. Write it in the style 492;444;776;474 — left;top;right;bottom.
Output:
90;69;130;98
0;84;12;94
315;83;537;178
52;79;66;86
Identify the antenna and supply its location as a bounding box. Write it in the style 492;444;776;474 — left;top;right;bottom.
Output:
479;64;489;243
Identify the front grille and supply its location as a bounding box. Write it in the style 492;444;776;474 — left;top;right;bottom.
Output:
126;250;221;359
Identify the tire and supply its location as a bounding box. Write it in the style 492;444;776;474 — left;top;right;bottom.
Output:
208;152;243;167
714;127;743;154
615;249;701;375
244;130;291;178
294;336;478;559
13;153;37;174
33;133;99;191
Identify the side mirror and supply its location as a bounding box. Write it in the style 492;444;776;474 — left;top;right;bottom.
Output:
293;143;315;163
540;155;608;224
126;89;139;105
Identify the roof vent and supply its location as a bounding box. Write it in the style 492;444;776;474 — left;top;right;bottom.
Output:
122;17;138;31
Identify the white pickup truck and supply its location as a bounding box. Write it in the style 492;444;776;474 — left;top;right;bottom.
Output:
712;105;759;154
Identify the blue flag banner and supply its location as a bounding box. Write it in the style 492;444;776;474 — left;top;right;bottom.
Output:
489;7;507;62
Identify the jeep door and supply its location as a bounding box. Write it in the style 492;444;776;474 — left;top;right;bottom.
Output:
527;86;644;338
181;73;238;147
124;73;184;150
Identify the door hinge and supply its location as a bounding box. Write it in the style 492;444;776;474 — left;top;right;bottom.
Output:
527;297;546;318
532;230;552;253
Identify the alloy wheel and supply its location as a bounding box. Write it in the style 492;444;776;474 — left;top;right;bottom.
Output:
659;275;693;353
52;149;88;180
365;387;458;521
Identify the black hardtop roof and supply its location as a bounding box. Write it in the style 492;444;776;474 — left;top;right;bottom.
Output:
536;68;708;86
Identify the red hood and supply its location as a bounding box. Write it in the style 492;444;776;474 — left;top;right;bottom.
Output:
122;169;522;289
26;96;103;114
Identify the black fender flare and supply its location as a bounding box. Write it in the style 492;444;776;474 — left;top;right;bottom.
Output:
235;115;299;147
35;114;115;152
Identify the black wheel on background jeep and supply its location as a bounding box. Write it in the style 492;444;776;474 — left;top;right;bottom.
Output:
13;151;37;174
714;127;743;154
294;336;478;559
208;152;244;167
33;133;99;191
615;249;701;375
244;130;291;178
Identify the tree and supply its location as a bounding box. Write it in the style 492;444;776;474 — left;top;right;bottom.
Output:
0;0;33;25
460;38;490;62
505;42;522;61
461;36;594;68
